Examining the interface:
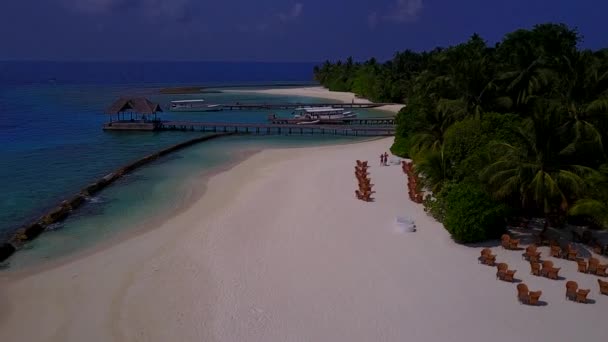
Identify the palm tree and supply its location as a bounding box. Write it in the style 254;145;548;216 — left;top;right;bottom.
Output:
556;51;608;155
414;145;453;193
481;106;592;234
409;99;458;153
496;58;553;110
569;164;608;228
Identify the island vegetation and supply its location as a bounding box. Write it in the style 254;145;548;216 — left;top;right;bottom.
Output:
313;23;608;243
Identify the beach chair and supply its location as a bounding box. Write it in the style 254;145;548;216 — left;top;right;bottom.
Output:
596;264;607;277
496;263;508;279
523;245;541;262
360;191;373;202
504;270;517;282
566;245;578;260
479;249;496;265
479;249;496;266
576;258;587;273
576;289;591;304
501;235;510;249
529;253;541;263
356;160;368;167
550;245;562;258
530;262;541;276
517;284;529;304
522;245;536;260
566;281;578;301
484;254;496;266
588;257;599;274
359;184;375;192
547;267;561;280
541;261;554;277
529;291;542;305
358;180;373;186
509;239;520;250
598;279;608;295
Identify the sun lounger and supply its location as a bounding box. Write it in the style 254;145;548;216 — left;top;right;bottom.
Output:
596;264;607;277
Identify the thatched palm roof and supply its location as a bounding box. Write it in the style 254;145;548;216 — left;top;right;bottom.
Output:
105;98;163;115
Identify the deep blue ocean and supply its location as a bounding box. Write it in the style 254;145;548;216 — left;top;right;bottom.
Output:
0;61;382;268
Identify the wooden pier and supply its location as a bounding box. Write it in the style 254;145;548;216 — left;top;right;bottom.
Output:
159;121;395;136
268;117;395;126
220;102;392;110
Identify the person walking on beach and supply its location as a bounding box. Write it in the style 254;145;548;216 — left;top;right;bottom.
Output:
384;152;389;166
380;153;385;166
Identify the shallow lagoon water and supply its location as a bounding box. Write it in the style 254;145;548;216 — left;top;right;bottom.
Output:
1;82;384;269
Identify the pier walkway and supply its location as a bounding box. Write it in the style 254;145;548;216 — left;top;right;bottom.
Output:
220;102;392;110
268;117;395;125
160;121;395;136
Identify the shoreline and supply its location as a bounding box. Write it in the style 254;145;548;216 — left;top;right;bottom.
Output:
2;136;378;278
225;86;405;114
0;147;262;279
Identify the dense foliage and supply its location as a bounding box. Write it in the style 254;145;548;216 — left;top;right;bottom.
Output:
314;23;608;242
443;183;509;243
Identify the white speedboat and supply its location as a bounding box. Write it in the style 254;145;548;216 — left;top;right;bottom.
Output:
170;99;223;112
293;107;357;120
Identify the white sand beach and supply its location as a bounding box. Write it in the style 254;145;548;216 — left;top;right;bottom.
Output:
228;86;406;114
1;137;607;342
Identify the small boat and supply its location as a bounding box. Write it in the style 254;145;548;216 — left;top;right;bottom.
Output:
296;120;321;125
293;107;357;120
170;99;223;112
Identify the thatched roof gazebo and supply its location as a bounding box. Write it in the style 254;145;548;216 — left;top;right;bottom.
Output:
103;97;164;131
105;97;163;122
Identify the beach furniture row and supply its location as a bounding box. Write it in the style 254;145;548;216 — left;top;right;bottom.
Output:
480;240;608;305
355;160;374;202
401;161;423;203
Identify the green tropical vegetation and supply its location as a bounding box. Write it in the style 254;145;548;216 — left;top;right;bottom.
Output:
313;23;608;243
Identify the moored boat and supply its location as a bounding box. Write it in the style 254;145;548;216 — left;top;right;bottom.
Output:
296;120;321;125
170;99;223;112
292;107;357;120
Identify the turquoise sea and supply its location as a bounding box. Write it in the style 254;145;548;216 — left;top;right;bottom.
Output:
0;62;387;270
